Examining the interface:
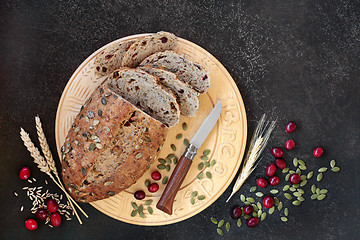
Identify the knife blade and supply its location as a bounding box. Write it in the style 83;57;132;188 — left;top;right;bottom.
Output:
156;100;222;215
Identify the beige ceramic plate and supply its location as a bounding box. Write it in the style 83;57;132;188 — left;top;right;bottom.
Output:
55;34;247;226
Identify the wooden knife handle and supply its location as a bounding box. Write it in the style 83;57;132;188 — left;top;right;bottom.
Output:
156;155;193;215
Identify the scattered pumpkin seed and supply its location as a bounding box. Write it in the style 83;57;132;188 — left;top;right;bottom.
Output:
331;167;340;172
283;185;290;191
131;202;138;210
257;209;262;217
311;194;318;200
284;208;289;216
320;189;328;194
292;200;301;206
203;149;211;156
206;172;212;179
198;195;205;200
170;144;176;151
257;202;262;210
145;200;153;205
298;189;305;194
135;145;141;150
250;186;257;192
95;143;103;149
162;177;168;185
225;222;231;231
289;170;296;174
218;219;224;227
166;158;172;164
69;183;77;190
192;191;198;198
183;138;189;146
253;212;258;218
108;191;115;196
145;180;150;187
240;194;246;202
317;194;326;200
300;175;307;180
316;188;321;195
182;122;187;131
100;88;104;94
98;109;102;116
101;98;107;105
300;180;307;187
104;181;113;186
293;184;300;188
298;159;305;166
282;168;289;173
281;217;288;222
176;134;183;139
81;168;87;176
144;136;151;142
269;206;275;214
198;162;204;170
190;198;195;205
211;217;218;224
243;214;251;219
237;218;242;227
201;155;209;161
330;160;336;168
293;192;301;197
244;201;251;205
197;172;203;179
158;158;166;164
290;187;296;192
296;169;301;175
147;206;153;214
246;197;255;203
87;111;95;118
278;202;283;211
204;162;210;167
311;184;316;193
261;212;267;221
299;165;307;170
252;204;258;212
217;228;224;236
255;192;264;197
210;159;216;166
317;173;323;181
165;164;171;172
173;157;178;164
139;212;145;218
307;171;314;179
138;205;143;213
167;154;176;159
270;189;279;194
285;173;290;181
157;164;166;170
131;210;138;217
318;167;328;172
89;143;96;151
293;158;298;167
297;196;305;201
136;153;143;159
284;193;293;200
274;197;279;206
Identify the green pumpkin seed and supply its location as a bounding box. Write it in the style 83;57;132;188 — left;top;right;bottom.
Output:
283;185;290;191
261;212;267;221
293;158;298;167
285;173;290;181
331;167;340;172
198;162;204;170
165;164;171;172
139;212;145;218
170;144;176;151
157;164;166;170
237;218;242;227
95;143;103;149
101;97;107;105
249;186;257;192
270;189;279;194
296;168;301;175
311;184;316;193
316;188;320;195
307;171;314;179
284;193;293;200
198;195;205;200
197;172;203;179
147;206;153;214
289;170;295;174
104;181;113;186
192;191;198;197
162;177;168;185
225;222;231;231
293;184;300;188
330;160;336;168
256;209;261;217
131;210;138;217
203;149;211;156
320;189;328;194
145;200;153;205
300;175;307;180
108;191;115;196
317;173;323;181
252;212;258;218
131;202;138;210
176;134;183;139
244;201;251;205
190;198;195;205
297;196;305;201
290;187;296;192
298;159;305;166
218;219;224;227
281;217;288;222
211;217;218;224
240;194;246;202
257;202;262;210
293;192;301;197
274;197;279;206
282;168;289;173
183;138;189;146
81;168;87;176
89;143;96;151
298;189;305;194
204;161;210;167
201;155;208;160
255;192;264;197
87;111;95;118
182;122;188;131
246;197;255;203
252;204;258;212
69;183;77;190
167;154;176;159
292;200;301;206
300;180;307;187
299;165;307;170
145;180;150;187
138;205;143;213
206;171;212;179
166;158;172;164
284;208;289;216
210;159;216;166
136;153;143;159
217;228;224;236
244;214;251;219
311;194;318;200
173;157;178;164
317;194;326;200
269;206;275;214
278;202;283;211
318;167;328;172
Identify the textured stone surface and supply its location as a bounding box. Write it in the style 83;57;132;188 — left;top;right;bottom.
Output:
0;0;359;239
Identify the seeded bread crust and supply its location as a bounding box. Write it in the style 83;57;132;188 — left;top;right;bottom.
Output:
140;51;210;94
107;68;180;127
94;40;135;77
121;32;178;68
61;84;167;202
140;66;199;117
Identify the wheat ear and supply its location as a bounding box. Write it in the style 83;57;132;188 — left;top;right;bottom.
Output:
226;114;276;202
35;116;88;219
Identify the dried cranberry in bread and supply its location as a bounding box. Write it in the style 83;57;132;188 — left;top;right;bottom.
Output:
61;84;167;202
94;40;135;77
107;68;180;127
140;66;199;117
121;31;178;68
140;50;210;94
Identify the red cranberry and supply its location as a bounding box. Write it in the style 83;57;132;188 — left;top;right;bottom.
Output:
246;217;259;228
269;176;280;186
263;196;274;209
289;173;301;184
275;159;286;169
313;147;324;157
285;121;296;133
244;205;253;215
35;208;48;220
151;171;161;181
134;190;145;200
231;206;242;219
148;183;159;193
19;167;31;180
285;140;295;150
50;212;61;227
256;178;268;188
47;199;58;213
25;219;38;231
266;163;277;177
271;147;283;158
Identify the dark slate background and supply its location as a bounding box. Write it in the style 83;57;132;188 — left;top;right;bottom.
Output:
0;0;359;239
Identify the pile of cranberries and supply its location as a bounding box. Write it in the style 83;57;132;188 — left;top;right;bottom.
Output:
25;199;61;230
134;171;161;200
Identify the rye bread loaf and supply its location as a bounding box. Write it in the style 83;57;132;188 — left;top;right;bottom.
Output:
140;51;210;94
107;68;180;127
94;40;135;77
121;32;178;68
61;83;167;202
140;66;199;117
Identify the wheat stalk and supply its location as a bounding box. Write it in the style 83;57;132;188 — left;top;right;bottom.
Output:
34;116;89;220
226;114;276;202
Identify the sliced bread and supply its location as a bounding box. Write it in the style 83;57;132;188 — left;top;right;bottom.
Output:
121;32;178;68
140;51;210;94
140;66;199;117
94;40;135;77
107;68;180;127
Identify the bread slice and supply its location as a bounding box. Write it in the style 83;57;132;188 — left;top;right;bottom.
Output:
61;83;167;202
94;40;135;77
107;68;180;127
140;66;199;117
140;51;210;94
121;32;178;68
